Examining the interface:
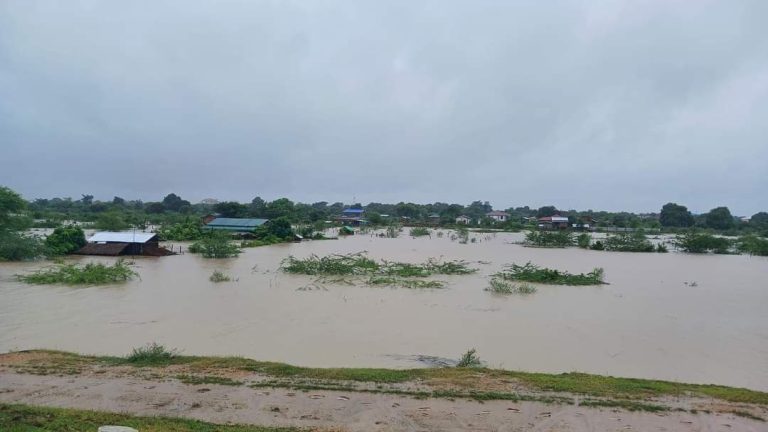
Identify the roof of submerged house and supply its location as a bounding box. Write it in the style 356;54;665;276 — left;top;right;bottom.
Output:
538;215;569;222
342;208;365;214
88;232;157;243
204;217;269;231
487;211;510;216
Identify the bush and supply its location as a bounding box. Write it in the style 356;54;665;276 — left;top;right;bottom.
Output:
0;230;46;261
45;225;86;255
209;270;231;282
126;342;178;365
17;259;138;284
576;233;591;249
95;212;129;231
457;348;482;368
188;232;241;258
736;235;768;256
675;231;732;254
496;262;605;285
253;217;293;240
485;278;537;295
524;230;574;247
603;231;655;252
409;227;431;237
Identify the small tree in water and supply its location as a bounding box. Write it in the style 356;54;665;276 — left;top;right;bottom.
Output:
457;348;482;367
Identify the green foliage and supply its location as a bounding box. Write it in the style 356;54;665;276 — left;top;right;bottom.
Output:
281;253;477;278
705;206;735;230
367;276;444;289
157;220;203;241
0;230;46;261
0;185;26;228
457;348;482;367
675;231;732;254
524;230;574;247
486;278;537;295
659;202;694;227
455;226;469;243
736;235;768;256
409;227;431;237
126;342;179;365
209;270;231;282
240;235;283;247
603;231;655;252
496;262;605;285
576;233;591;249
44;225;86;255
656;243;668;253
95;212;129;231
385;225;400;238
17;259;138;285
187;231;241;258
255;216;293;239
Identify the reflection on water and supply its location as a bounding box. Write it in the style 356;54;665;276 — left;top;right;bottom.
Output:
1;231;766;390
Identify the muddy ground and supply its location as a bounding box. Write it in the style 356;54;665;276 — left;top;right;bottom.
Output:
1;352;765;431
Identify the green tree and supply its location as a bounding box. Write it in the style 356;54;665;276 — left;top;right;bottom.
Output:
536;206;558;218
162;193;190;212
265;198;295;219
659;203;694;227
213;201;249;218
705;207;734;230
749;212;768;229
0;186;26;228
45;225;86;255
95;212;129;231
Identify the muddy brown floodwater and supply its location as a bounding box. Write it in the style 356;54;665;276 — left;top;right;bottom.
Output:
1;231;766;391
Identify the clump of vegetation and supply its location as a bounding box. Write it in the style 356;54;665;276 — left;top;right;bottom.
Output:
495;262;605;285
455;226;469;244
367;276;444;289
209;270;231;283
486;278;537;295
576;233;591;249
384;225;400;238
736;235;768;256
188;231;241;258
17;259;138;285
339;226;355;236
282;253;476;278
44;225;86;255
126;343;179;365
157;220;203;241
656;243;668;253
456;348;482;367
240;235;283;248
675;230;732;254
589;240;605;250
0;230;46;261
523;230;574;247
409;227;431;237
603;231;655;252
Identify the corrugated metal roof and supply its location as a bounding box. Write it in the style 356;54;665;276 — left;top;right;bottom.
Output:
88;232;157;243
342;208;364;213
205;218;268;228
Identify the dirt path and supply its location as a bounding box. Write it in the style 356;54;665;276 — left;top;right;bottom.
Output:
0;371;763;431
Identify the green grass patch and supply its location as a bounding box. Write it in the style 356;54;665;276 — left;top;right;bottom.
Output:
409;227;431;237
0;403;300;431
367;276;444;289
485;278;537;294
281;252;476;278
125;343;180;366
209;270;231;283
495;262;605;285
524;230;574;247
16;259;138;285
176;374;243;386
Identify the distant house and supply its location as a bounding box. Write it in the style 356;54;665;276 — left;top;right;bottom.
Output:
486;211;510;222
204;217;269;233
336;208;366;226
75;232;173;256
572;216;597;231
455;215;472;225
538;215;569;230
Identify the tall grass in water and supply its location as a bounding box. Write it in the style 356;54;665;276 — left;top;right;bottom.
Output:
496;262;605;285
486;278;537;295
281;253;476;277
126;343;179;365
17;259;138;285
209;270;231;282
409;227;431;237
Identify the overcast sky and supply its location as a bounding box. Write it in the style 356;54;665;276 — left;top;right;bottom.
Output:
1;1;766;215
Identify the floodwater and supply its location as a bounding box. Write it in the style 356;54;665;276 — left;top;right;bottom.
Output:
1;231;767;391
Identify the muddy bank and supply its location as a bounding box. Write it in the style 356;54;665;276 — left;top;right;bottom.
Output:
1;232;767;390
0;351;766;432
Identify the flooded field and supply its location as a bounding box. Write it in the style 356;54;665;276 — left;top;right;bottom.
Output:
1;231;766;391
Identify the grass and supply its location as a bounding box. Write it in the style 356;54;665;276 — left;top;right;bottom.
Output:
485;278;537;295
409;227;431;237
9;349;768;407
495;262;605;285
281;252;476;278
125;343;179;366
209;270;231;283
367;276;445;289
456;348;481;367
17;259;138;285
176;374;243;386
0;403;301;431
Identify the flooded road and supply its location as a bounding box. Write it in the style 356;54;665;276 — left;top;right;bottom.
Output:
1;231;766;391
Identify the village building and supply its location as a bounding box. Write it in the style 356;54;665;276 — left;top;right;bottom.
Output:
455;215;472;224
538;215;570;230
486;211;510;222
203;217;269;234
75;232;174;256
336;208;366;226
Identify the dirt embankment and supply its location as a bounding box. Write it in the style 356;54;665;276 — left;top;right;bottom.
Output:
0;351;766;432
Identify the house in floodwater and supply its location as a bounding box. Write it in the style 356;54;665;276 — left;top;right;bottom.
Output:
203;217;269;234
335;208;366;226
486;210;510;222
538;215;570;230
455;215;472;225
75;232;174;256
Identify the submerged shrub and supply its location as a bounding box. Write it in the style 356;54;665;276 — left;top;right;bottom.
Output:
367;276;444;289
281;252;476;278
456;348;482;368
603;231;655;252
736;235;768;256
209;270;231;282
0;230;46;261
496;262;605;285
576;233;591;249
188;231;241;258
409;227;431;237
675;231;732;254
17;259;138;285
486;278;537;295
157;221;203;241
524;230;574;247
